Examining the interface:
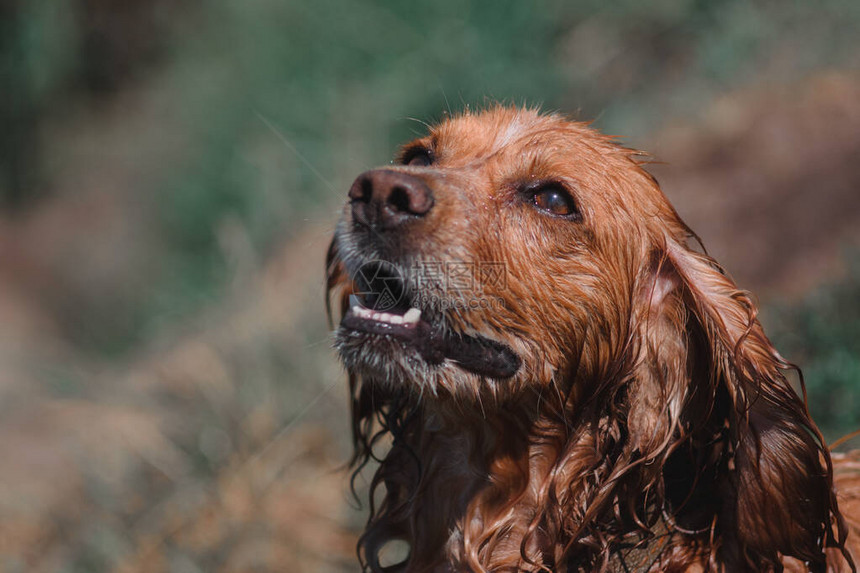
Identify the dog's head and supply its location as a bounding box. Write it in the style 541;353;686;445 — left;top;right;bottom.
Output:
328;107;693;402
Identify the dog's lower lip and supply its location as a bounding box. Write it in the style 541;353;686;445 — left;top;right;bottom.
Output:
340;308;522;379
341;309;446;364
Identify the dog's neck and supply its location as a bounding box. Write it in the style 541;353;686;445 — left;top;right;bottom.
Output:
399;394;608;572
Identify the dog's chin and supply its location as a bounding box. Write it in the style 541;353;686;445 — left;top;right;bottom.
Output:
334;333;512;402
334;301;522;396
335;327;445;392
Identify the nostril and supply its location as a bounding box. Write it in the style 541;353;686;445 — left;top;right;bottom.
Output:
360;178;373;202
388;186;411;213
349;175;373;203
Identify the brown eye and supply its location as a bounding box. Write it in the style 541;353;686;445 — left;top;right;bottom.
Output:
400;147;433;167
532;185;579;219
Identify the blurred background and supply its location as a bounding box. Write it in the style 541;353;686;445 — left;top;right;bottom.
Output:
1;0;859;571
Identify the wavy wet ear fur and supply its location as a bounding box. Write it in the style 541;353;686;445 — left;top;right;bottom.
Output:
635;236;851;571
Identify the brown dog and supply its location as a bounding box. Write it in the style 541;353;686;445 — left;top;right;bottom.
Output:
326;107;859;572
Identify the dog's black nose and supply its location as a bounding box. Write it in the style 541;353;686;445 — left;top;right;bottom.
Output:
348;169;434;229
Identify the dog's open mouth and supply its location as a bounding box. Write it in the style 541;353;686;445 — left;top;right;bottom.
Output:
340;261;521;379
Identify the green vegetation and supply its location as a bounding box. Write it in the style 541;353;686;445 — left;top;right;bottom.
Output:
767;255;860;443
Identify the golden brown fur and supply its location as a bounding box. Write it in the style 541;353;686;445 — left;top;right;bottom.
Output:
326;107;859;572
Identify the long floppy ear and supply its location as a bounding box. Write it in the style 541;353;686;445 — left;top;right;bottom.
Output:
634;235;850;570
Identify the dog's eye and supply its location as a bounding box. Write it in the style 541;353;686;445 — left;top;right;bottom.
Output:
531;185;579;219
400;147;434;167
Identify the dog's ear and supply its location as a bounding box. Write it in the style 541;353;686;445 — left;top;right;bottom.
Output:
633;236;846;569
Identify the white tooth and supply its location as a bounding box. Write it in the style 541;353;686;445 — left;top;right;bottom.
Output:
403;308;421;324
351;306;361;315
380;313;393;323
372;313;381;321
390;315;403;325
